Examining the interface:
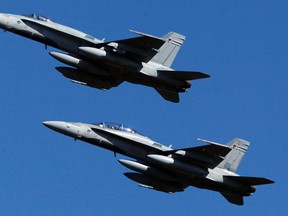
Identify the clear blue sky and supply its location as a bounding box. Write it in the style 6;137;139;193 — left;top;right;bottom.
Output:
0;1;286;215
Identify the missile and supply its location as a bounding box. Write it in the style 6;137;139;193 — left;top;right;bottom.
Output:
49;52;110;76
79;46;140;69
119;159;149;173
124;172;184;193
147;154;207;176
118;159;177;181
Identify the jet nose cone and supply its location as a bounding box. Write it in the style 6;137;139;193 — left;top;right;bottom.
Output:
42;121;67;132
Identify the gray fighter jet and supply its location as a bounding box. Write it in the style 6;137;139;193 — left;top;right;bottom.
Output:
43;121;274;205
0;13;210;102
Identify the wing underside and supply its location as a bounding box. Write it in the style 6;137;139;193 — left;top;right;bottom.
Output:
124;172;188;193
56;66;123;90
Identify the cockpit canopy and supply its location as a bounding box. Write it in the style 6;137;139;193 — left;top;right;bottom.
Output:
24;14;51;22
94;122;144;136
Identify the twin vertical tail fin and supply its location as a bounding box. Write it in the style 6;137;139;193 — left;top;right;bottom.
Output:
217;139;274;205
217;138;250;172
150;32;185;67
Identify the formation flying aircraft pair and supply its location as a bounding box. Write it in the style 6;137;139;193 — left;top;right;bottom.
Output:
0;13;274;205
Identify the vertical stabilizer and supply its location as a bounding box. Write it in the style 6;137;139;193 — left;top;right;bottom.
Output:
150;32;185;67
217;138;250;172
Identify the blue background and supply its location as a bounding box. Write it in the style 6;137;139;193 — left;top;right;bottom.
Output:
0;1;286;215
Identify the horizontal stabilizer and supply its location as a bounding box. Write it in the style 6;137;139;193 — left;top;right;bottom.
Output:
225;176;275;185
157;70;210;81
155;88;179;103
220;193;244;206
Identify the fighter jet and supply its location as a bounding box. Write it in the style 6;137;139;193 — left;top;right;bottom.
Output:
0;13;209;102
43;120;274;205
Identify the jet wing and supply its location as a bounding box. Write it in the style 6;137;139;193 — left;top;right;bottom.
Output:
92;30;166;63
163;142;232;168
56;66;123;90
124;172;188;193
